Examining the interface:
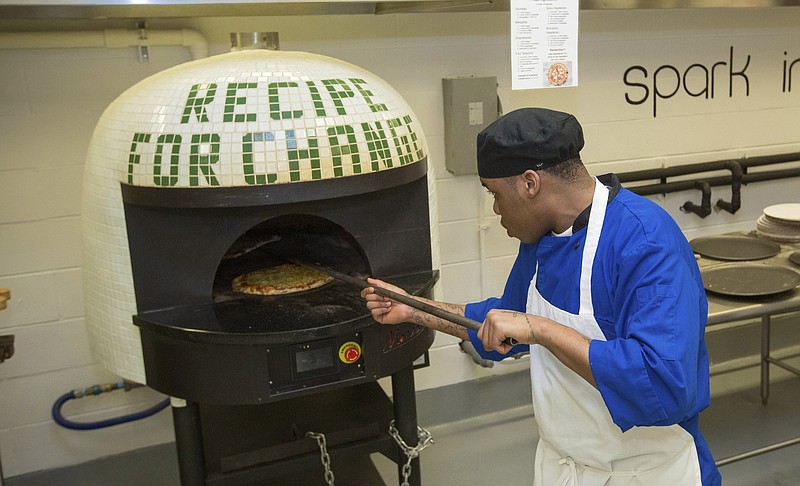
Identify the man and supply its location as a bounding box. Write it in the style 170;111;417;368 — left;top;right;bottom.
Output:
362;107;722;485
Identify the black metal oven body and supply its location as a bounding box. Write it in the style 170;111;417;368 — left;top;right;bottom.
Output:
121;161;436;485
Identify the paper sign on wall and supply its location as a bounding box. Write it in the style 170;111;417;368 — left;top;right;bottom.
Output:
511;0;579;90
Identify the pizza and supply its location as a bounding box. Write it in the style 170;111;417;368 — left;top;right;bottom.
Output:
232;263;334;296
547;63;569;86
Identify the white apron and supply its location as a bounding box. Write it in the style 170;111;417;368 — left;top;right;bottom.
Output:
527;178;703;486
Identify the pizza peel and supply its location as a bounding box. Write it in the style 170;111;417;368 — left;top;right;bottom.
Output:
291;259;518;346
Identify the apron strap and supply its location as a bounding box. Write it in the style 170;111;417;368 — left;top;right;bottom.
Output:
557;457;579;486
578;178;610;316
552;440;696;485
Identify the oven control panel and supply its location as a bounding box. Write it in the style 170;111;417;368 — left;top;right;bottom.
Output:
267;333;365;396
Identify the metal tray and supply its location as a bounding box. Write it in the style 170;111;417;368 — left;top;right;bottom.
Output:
702;264;800;297
690;235;781;261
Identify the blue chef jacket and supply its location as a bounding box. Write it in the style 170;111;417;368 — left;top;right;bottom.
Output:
465;174;722;486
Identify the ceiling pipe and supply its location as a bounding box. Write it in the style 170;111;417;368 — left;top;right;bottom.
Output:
230;31;279;51
0;28;208;59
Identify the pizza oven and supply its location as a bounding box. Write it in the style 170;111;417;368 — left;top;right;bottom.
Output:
82;33;437;485
123;161;436;406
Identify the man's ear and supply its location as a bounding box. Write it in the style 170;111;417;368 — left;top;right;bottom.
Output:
520;170;541;199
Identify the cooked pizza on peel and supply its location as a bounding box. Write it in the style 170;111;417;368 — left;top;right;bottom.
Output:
232;263;334;296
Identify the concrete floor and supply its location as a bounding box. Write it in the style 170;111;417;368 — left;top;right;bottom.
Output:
386;378;800;486
6;360;800;486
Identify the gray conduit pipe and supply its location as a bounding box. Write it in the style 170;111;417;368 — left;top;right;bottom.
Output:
0;28;208;59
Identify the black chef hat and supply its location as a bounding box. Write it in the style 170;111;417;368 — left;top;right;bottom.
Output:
477;107;584;178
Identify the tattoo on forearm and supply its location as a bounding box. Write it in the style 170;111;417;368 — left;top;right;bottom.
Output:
443;302;465;316
524;314;535;344
410;308;467;338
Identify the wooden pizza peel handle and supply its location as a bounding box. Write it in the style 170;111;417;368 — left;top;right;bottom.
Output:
292;260;517;345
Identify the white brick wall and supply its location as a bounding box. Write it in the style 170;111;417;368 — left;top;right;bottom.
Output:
1;7;799;477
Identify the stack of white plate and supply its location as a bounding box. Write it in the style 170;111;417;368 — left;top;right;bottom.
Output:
756;203;800;242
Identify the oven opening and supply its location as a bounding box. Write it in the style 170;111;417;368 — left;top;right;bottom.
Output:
210;215;373;333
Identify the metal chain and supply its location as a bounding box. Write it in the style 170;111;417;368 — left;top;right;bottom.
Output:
306;431;335;486
388;420;434;486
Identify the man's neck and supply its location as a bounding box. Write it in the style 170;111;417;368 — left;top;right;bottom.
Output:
549;175;596;234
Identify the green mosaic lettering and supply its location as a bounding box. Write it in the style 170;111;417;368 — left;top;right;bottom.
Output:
287;130;321;182
305;81;327;117
387;116;423;166
350;78;387;113
181;84;217;124
189;134;220;187
127;132;152;184
360;121;393;171
404;114;425;160
242;132;278;185
327;124;360;177
154;134;181;186
268;82;303;120
224;82;257;123
322;79;355;116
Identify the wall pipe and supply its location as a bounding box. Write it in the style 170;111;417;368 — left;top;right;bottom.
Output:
715;160;743;214
0;28;208;59
618;152;800;198
617;152;800;184
626;167;800;197
681;180;712;218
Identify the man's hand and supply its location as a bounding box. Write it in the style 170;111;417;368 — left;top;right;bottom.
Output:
360;278;412;325
361;279;470;340
478;309;538;354
480;310;597;388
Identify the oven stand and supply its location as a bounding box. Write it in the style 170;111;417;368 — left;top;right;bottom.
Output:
171;398;207;485
391;365;422;486
169;364;423;486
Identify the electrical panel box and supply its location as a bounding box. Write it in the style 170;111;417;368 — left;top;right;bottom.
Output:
442;76;498;175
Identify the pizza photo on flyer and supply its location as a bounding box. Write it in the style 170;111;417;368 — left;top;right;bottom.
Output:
545;62;570;87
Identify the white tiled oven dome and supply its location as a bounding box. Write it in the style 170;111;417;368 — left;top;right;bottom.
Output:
82;48;430;382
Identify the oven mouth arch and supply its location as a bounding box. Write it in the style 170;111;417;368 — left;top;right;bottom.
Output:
216;213;371;275
205;213;373;336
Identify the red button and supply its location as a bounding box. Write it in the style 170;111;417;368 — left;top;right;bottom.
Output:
344;347;360;362
339;341;362;364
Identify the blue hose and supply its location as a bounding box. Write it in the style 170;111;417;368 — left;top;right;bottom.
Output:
52;381;170;430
